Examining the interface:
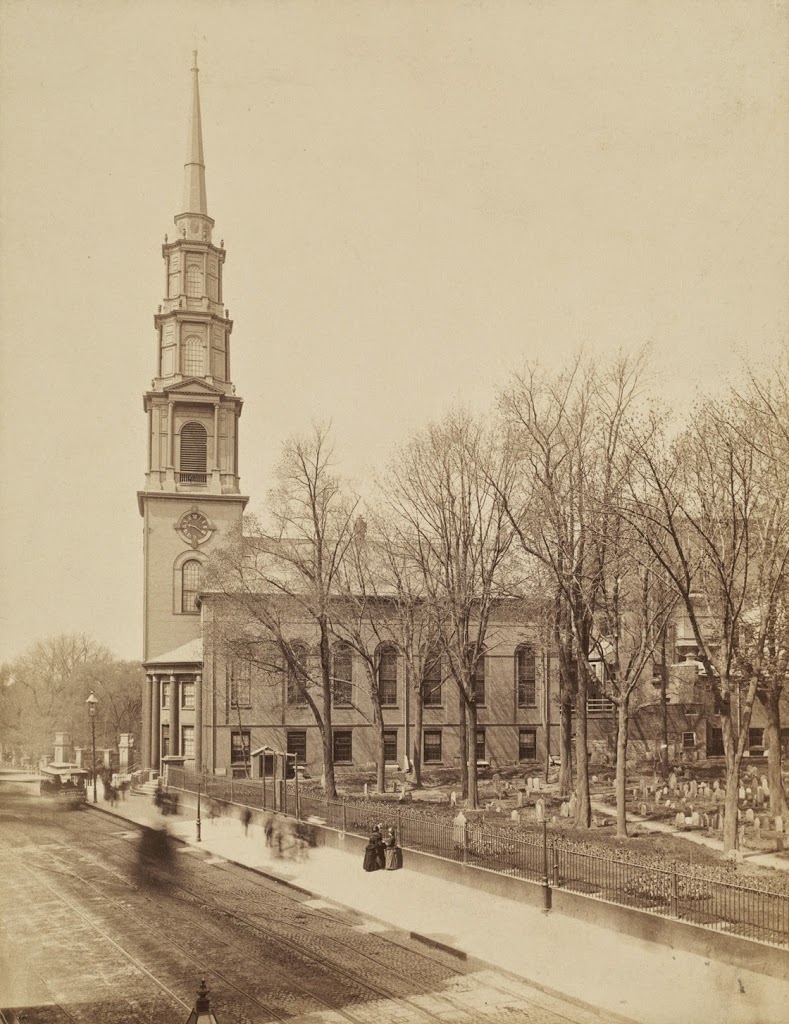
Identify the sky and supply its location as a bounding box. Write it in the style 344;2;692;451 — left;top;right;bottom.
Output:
0;0;787;666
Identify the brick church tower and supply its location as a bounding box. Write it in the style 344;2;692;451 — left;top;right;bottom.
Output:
138;55;247;772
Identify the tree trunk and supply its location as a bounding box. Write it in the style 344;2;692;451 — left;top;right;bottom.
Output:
411;684;423;788
374;708;386;794
615;699;629;838
760;686;788;817
659;634;670;778
721;710;741;853
319;623;337;799
466;699;479;809
458;686;468;800
574;661;592;828
558;699;573;797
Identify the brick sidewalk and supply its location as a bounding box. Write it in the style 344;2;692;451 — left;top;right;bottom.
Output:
94;791;788;1024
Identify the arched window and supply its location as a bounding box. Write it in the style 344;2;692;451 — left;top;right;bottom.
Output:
516;645;537;707
469;646;486;705
179;422;207;482
182;336;204;376
377;646;398;706
182;559;201;612
332;643;353;706
186;264;203;297
287;642;309;705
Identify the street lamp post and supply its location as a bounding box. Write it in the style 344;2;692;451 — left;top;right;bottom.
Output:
85;690;98;804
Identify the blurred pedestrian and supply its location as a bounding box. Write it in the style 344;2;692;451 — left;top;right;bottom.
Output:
264;812;274;847
242;806;252;836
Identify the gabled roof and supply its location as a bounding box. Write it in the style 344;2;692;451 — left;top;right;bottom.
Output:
144;637;203;668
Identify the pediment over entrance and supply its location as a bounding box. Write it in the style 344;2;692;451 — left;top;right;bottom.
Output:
144;637;203;669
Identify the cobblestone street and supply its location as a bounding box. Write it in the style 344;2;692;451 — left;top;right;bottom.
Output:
0;802;610;1024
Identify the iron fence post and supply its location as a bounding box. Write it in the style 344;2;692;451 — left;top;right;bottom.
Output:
670;861;678;918
342;797;347;835
541;819;552;911
552;842;560;888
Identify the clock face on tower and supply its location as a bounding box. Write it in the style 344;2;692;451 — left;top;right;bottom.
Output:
176;508;213;548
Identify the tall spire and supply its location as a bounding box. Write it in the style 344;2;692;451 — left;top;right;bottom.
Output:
182;51;208;215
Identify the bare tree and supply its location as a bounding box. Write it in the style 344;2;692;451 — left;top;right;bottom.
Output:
205;423;358;799
500;351;651;826
381;409;514;809
625;394;789;852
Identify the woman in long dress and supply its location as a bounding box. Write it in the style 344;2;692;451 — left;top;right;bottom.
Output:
363;828;384;871
384;828;402;870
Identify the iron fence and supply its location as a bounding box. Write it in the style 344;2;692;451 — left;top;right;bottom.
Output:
164;767;789;949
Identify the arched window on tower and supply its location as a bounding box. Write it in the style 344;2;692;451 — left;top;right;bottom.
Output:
179;422;207;483
181;559;201;612
186;264;203;298
182;336;204;376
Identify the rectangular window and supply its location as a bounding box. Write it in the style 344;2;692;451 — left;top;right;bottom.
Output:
287;645;308;705
230;730;250;778
517;647;537;707
423;653;442;706
475;728;486;763
181;725;195;760
682;731;696;750
181;681;195;710
286;730;307;765
161;681;170;708
518;728;537;762
423;729;442;764
227;660;252;708
383;729;398;764
707;726;725;758
161;724;170;758
332;646;353;707
748;728;765;754
333;730;353;764
379;649;398;706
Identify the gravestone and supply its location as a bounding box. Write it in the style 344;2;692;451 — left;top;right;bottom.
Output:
675;812;685;827
683;783;690;797
536;799;545;822
689;780;698;799
713;780;719;791
640;803;647;817
450;791;457;807
761;776;769;794
510;809;521;823
534;777;543;792
592;775;599;784
745;808;755;824
560;801;569;818
517;791;524;808
755;787;765;806
668;773;677;791
363;783;369;798
568;793;578;817
702;813;709;829
453;811;467;847
666;800;672;808
738;786;746;802
691;812;700;827
775;815;784;834
754;817;761;835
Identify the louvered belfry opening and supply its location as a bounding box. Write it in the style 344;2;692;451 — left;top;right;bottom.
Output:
179;422;208;483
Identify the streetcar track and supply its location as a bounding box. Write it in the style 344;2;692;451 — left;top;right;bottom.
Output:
2;809;608;1024
1;822;490;1024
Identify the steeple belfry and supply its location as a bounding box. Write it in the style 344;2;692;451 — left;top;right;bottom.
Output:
183;51;208;217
